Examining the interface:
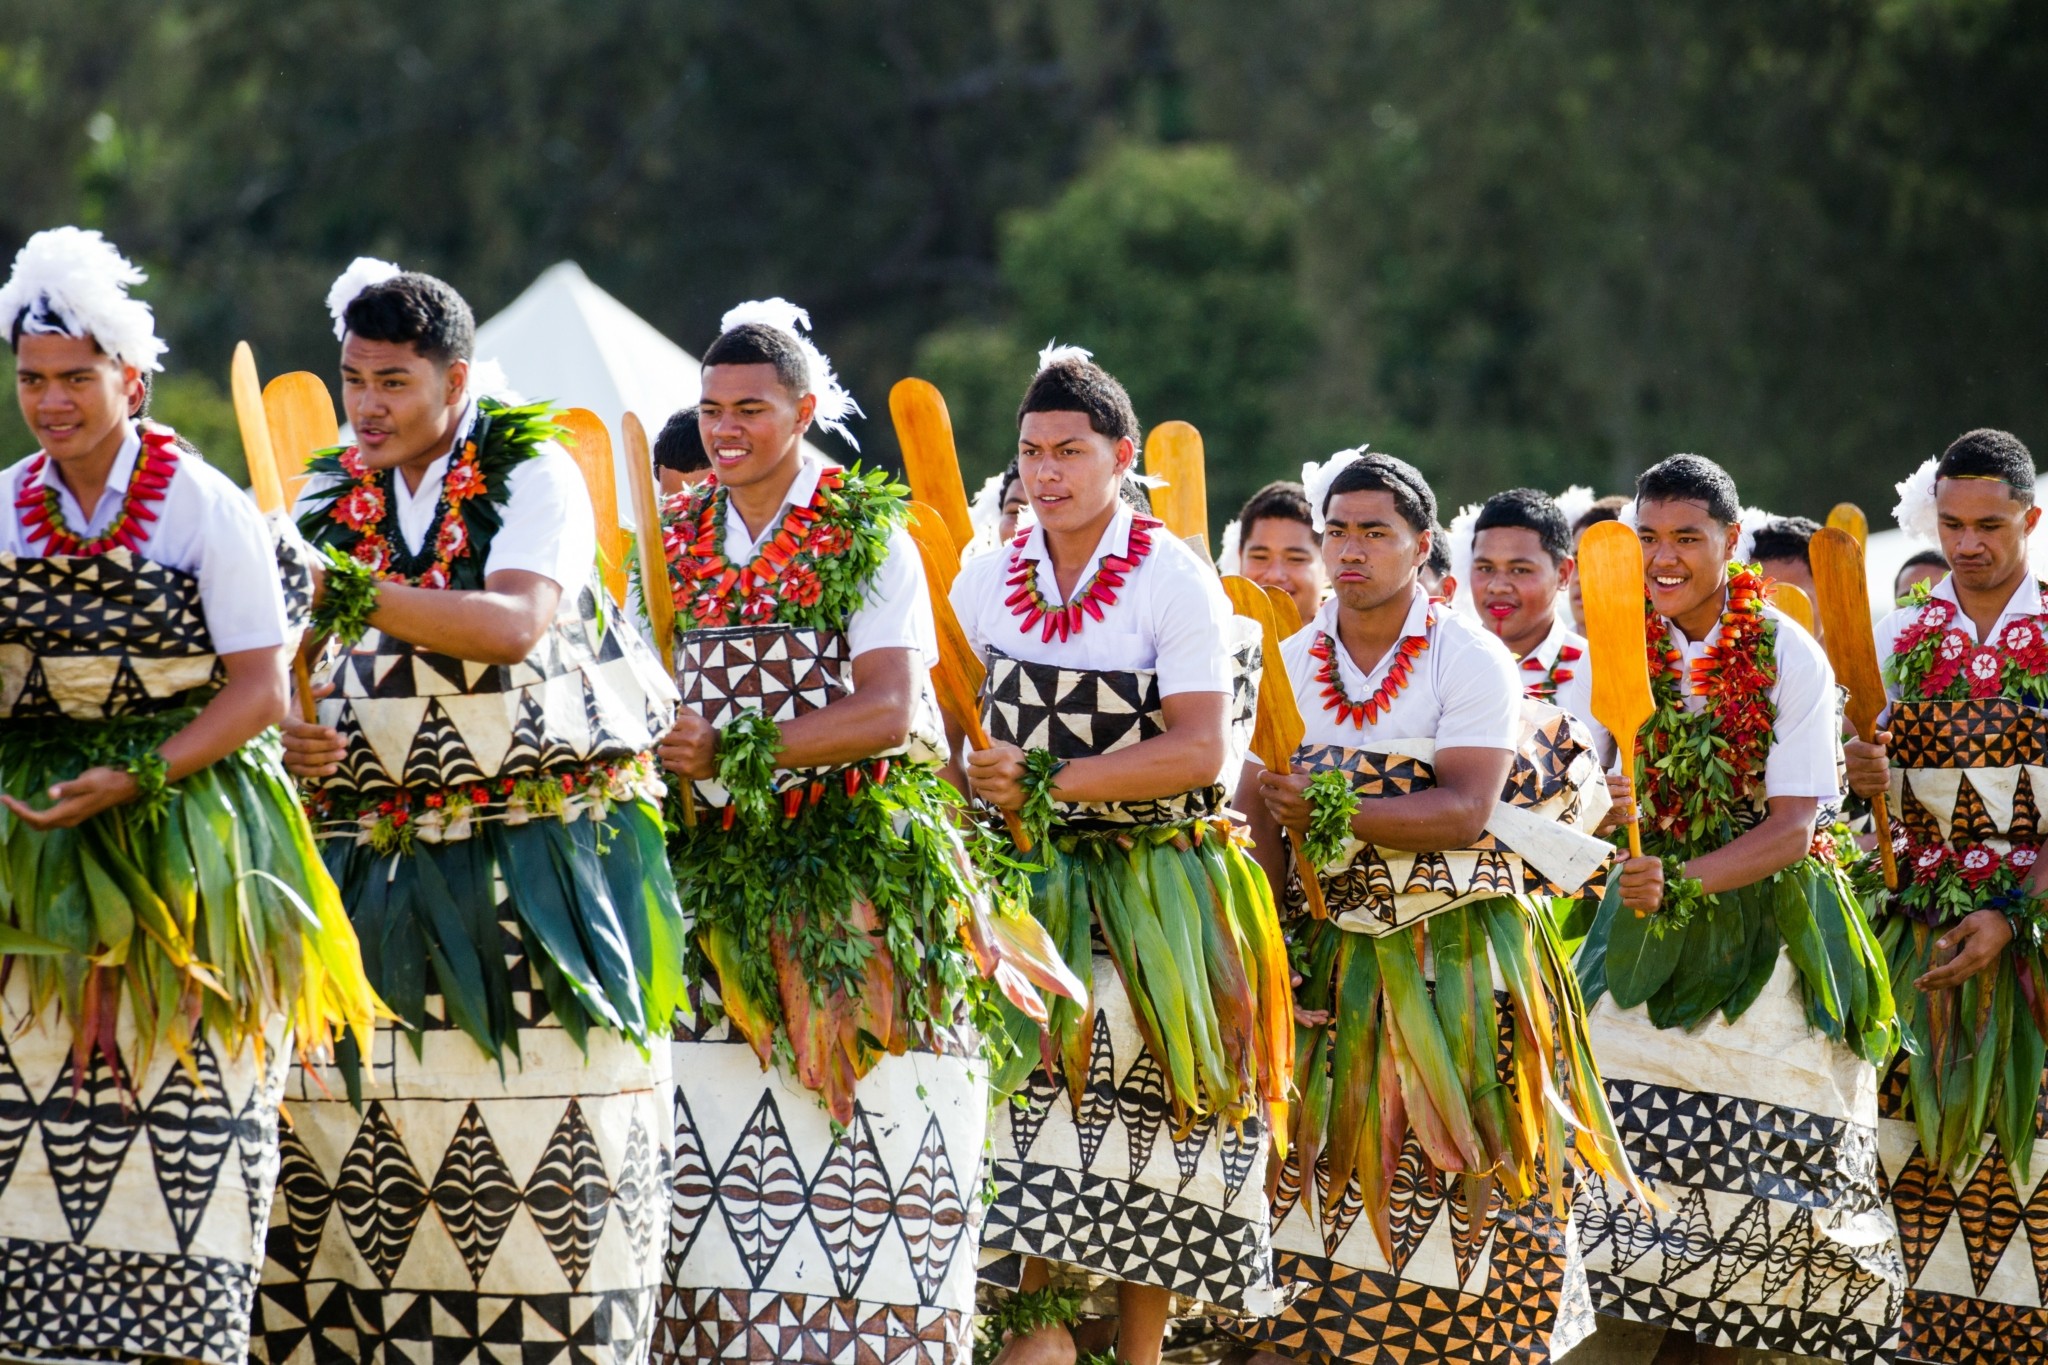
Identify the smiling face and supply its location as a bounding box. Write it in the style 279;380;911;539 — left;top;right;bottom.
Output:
1636;497;1740;634
1471;524;1568;655
1242;514;1328;621
1017;410;1130;539
340;334;469;473
1935;477;2038;599
1322;489;1428;614
13;332;137;466
696;362;814;492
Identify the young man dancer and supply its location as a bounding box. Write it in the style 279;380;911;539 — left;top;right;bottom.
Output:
258;263;688;1364
1467;486;1608;755
0;227;371;1365
1233;479;1329;624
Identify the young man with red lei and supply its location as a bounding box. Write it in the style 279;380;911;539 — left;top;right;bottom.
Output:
649;302;1074;1365
1575;454;1904;1364
953;346;1294;1365
1844;428;2048;1365
0;229;372;1365
1228;450;1634;1365
259;263;688;1365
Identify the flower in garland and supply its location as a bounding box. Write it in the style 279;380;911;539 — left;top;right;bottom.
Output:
1959;844;2003;887
2010;847;2038;876
808;522;851;556
1913;844;1952;878
1922;628;1973;697
740;590;778;624
339;446;369;478
782;561;823;608
692;590;732;628
443;458;486;503
335;484;386;531
1965;645;2006;699
418;563;450;591
435;514;470;563
2002;618;2048;672
350;534;391;572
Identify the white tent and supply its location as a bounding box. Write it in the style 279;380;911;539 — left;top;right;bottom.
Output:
474;260;825;526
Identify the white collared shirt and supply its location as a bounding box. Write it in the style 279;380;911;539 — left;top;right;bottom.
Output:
0;422;287;655
722;449;936;665
1521;614;1613;762
1281;588;1522;751
951;500;1235;693
1663;595;1840;800
1873;573;2043;702
299;400;596;594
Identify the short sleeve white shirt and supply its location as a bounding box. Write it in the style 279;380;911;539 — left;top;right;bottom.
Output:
1664;597;1841;800
1522;615;1612;763
1281;588;1522;751
0;423;288;655
720;451;937;666
950;502;1234;694
1872;574;2042;703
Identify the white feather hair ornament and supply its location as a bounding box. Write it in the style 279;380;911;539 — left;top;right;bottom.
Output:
1445;500;1483;612
1892;456;1940;548
1215;518;1243;576
718;297;863;448
0;227;167;372
1035;340;1094;372
963;467;1014;560
1553;484;1598;534
1730;506;1775;565
327;256;403;340
467;357;525;405
1301;445;1371;535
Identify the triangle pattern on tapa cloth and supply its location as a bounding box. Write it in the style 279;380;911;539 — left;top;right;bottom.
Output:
408;647;472;698
439;691;516;779
1905;768;1962;843
348;694;430;790
1955;1143;2026;1295
401;698;490;790
1950;774;2002;845
2012;767;2045;845
1961;766;2020;838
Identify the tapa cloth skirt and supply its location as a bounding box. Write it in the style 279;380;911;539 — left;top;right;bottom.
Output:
978;954;1281;1315
1574;953;1906;1365
655;1009;988;1364
0;973;289;1365
248;906;673;1365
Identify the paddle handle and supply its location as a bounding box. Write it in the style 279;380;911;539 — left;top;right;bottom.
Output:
1294;845;1330;920
1619;739;1643;859
291;649;317;726
1871;791;1898;891
957;710;1032;853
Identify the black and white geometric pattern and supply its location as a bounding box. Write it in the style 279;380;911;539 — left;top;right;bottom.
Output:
674;623;945;809
1577;975;1905;1364
0;548;224;719
252;899;674;1365
0;980;288;1365
656;1017;986;1365
1289;703;1613;935
269;508;316;639
980;958;1279;1313
980;639;1259;828
310;582;675;804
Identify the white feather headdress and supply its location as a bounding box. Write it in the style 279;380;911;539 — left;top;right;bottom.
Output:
718;297;862;448
1036;340;1094;372
1215;518;1243;575
1301;446;1370;535
1553;484;1598;534
1893;456;1940;548
327;256;403;340
467;357;525;405
1445;500;1483;610
0;227;166;372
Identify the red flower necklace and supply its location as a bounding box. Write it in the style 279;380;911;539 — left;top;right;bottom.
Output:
1638;565;1776;837
1310;607;1433;726
667;469;840;629
1521;640;1583;701
327;439;489;589
17;428;178;556
1004;515;1159;642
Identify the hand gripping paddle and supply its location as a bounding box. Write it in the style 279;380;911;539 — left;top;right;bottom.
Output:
1577;521;1655;858
1222;575;1329;918
232;342;321;726
1811;527;1897;889
1144;420;1210;557
900;510;1032;852
890;379;974;552
622;411;694;826
556;409;630;609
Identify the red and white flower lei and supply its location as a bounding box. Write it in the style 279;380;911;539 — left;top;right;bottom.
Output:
1887;586;2048;703
328;438;489;589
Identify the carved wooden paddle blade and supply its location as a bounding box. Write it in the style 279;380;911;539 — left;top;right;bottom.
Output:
1826;502;1868;549
1144;420;1209;554
1577;521;1654;758
231;342;286;516
1264;584;1304;638
621;412;674;665
890;378;973;551
1223;575;1305;765
1811;528;1886;738
1767;581;1817;637
902;511;989;731
557;408;630;609
262;372;340;508
908;501;961;598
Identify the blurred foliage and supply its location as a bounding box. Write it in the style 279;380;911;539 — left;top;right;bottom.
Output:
2;1;2047;535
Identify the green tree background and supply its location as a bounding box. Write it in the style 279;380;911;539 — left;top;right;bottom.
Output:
3;1;2044;535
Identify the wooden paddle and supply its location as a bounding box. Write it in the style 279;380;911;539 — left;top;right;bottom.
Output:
262;372;340;508
1811;527;1897;889
1264;584;1304;638
622;411;693;826
557;408;630;608
900;512;1032;851
1576;521;1655;858
1145;420;1209;555
1826;503;1868;549
232;342;321;726
1222;575;1329;918
890;379;974;551
1768;581;1818;636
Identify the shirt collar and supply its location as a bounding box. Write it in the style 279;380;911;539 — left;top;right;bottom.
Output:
392;400;479;503
34;421;141;523
1015;500;1135;568
729;449;831;551
1312;584;1433;684
1930;571;2042;628
1523;613;1572;668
